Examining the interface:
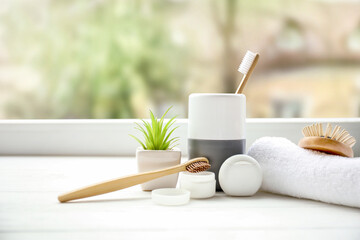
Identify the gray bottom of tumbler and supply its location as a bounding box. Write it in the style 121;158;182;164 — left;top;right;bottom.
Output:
188;138;246;191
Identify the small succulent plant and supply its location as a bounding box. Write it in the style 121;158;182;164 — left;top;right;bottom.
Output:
130;107;179;150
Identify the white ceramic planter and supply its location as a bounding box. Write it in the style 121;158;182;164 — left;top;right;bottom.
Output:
136;147;181;191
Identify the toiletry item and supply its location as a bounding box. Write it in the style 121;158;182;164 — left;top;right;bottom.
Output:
299;123;356;158
235;51;259;94
219;154;262;196
152;188;190;206
188;93;246;191
180;171;216;199
58;157;210;203
248;137;360;208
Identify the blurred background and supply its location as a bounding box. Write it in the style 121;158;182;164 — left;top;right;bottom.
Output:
1;0;360;119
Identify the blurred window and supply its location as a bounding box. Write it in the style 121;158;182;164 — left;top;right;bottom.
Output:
276;19;304;51
1;0;360;119
347;24;360;52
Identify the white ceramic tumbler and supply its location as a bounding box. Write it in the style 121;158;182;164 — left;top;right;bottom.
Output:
188;93;246;190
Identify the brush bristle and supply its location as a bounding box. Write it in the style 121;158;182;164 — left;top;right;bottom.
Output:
238;51;257;74
186;161;211;173
302;123;356;148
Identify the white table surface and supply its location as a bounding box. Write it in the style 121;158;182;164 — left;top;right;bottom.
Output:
1;156;360;240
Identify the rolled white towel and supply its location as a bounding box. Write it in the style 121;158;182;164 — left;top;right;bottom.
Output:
248;137;360;208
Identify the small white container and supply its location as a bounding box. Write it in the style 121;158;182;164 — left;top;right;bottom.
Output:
180;171;216;199
219;154;262;196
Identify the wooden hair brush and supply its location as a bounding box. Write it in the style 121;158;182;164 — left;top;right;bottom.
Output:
298;123;356;158
58;157;210;203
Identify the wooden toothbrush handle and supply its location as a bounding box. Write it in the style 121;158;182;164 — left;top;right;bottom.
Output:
235;75;248;94
58;165;185;203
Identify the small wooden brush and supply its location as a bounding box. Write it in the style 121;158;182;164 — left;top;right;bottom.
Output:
58;157;210;203
299;123;356;158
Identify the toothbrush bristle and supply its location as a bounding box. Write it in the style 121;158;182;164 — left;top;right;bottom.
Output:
238;51;257;74
186;161;211;173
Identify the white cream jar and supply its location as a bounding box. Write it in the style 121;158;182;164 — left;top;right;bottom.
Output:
219;154;262;196
179;171;216;199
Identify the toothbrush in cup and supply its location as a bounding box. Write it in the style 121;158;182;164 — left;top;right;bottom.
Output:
235;51;259;94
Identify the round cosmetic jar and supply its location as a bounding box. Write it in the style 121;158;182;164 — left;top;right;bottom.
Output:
180;171;216;199
219;154;262;196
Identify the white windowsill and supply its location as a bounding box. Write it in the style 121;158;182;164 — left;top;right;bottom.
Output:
1;156;359;240
0;118;359;156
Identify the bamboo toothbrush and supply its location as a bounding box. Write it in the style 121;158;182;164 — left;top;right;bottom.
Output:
58;157;210;203
235;51;259;94
299;123;356;158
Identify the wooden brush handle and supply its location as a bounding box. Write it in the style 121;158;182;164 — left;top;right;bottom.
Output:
236;54;259;94
299;136;354;158
58;164;185;203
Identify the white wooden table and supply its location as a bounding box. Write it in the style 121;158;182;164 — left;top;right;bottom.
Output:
1;156;360;240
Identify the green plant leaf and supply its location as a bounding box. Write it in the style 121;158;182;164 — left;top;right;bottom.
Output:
159;115;177;146
169;142;180;149
131;106;179;150
163;115;178;133
158;106;172;133
141;119;155;149
134;123;148;139
161;141;170;150
129;134;146;150
167;137;180;147
134;123;153;149
149;110;157;131
163;125;179;144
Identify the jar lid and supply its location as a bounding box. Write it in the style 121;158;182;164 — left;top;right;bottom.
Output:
180;171;215;183
151;188;190;206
